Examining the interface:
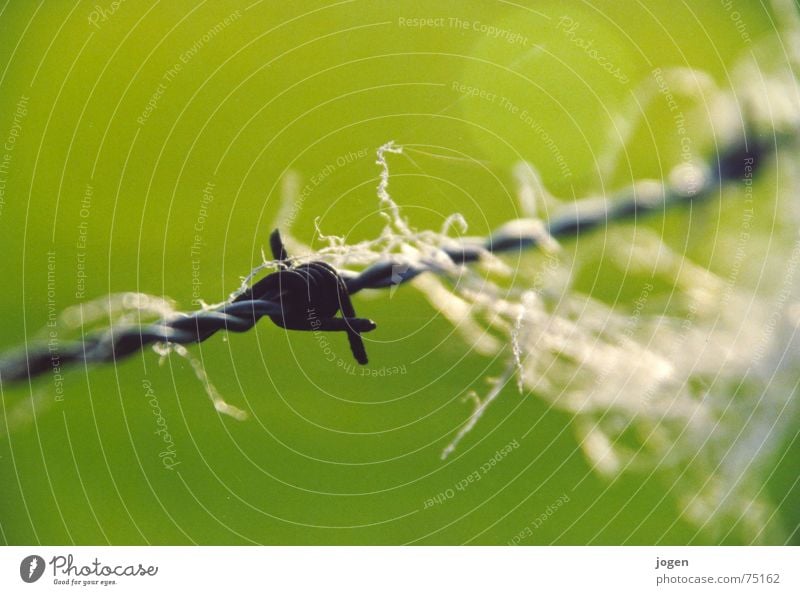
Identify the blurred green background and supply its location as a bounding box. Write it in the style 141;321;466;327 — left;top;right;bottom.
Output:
0;0;797;545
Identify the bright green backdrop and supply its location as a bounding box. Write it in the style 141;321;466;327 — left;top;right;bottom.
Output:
0;0;797;545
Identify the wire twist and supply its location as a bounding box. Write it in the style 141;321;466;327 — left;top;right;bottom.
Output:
0;134;775;384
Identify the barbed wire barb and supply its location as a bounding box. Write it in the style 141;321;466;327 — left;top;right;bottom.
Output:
0;131;782;398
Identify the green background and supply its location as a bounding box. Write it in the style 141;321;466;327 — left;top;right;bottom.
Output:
0;0;797;545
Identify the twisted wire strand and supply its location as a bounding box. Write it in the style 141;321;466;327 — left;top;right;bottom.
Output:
344;134;771;292
0;134;778;384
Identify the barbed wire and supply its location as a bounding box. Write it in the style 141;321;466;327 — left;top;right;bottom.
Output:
0;132;779;385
